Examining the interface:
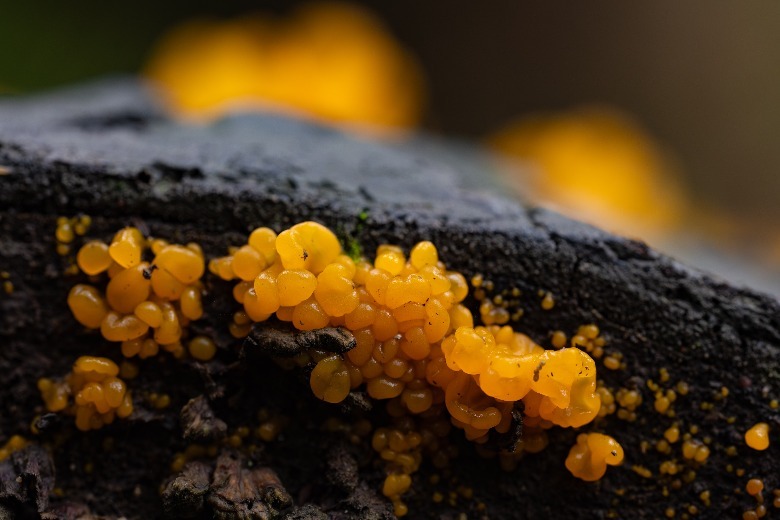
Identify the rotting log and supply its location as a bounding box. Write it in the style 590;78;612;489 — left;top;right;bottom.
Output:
0;79;778;519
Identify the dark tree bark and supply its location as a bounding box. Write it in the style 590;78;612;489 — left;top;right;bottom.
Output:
0;80;778;519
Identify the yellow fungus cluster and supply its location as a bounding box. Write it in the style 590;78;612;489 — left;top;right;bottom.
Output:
372;428;424;517
39;217;780;516
743;478;770;520
571;324;607;359
170;443;219;473
565;433;624;481
443;326;600;434
681;439;710;463
0;435;28;461
39;356;133;431
213;221;614;493
56;215;92;257
360;412;457;517
596;382;616;417
145;3;424;131
470;275;523;325
68;227;208;360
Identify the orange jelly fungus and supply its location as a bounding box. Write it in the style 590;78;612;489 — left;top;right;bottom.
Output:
69;227;209;360
0;435;29;461
745;423;770;451
144;3;424;131
489;107;687;241
565;433;625;481
38;356;133;431
213;221;609;464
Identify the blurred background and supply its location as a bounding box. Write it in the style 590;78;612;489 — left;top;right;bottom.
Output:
1;1;778;293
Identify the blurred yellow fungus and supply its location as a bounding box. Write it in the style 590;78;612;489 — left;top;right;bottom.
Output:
746;478;764;496
145;2;424;132
0;435;28;461
490;107;687;241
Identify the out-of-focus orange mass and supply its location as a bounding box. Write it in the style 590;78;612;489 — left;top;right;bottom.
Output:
490;108;688;241
144;3;424;131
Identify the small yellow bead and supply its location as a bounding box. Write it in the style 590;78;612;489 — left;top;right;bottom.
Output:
151;268;186;300
154;245;205;284
77;241;112;275
188;336;216;361
745;423;770;451
134;301;163;328
55;222;74;243
180;286;203;320
106;263;151;314
410;241;438;270
68;284;110;329
248;227;278;264
310;355;350;403
231;245;266;281
101;312;150;342
154;303;182;345
277;269;317;307
109;227;144;268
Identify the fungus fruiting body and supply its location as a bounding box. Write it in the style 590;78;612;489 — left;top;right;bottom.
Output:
39;356;133;431
214;223;604;437
50;220;630;515
210;220;620;503
745;423;770;451
565;433;625;481
68;227;209;360
0;435;28;461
